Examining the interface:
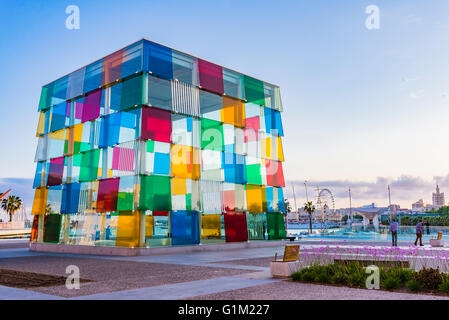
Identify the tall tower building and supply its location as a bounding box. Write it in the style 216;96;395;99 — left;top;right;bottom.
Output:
30;39;286;249
432;185;445;209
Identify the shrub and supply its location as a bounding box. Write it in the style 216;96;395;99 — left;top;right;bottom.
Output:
316;271;331;284
347;271;366;287
439;278;449;294
383;277;401;290
389;268;414;286
414;268;444;290
407;279;423;292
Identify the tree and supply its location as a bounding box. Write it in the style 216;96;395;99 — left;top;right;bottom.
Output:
1;195;23;222
304;201;316;233
284;199;292;213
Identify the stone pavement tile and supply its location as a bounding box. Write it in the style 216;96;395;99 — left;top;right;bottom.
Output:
188;280;449;300
0;255;255;298
0;285;64;300
73;276;279;300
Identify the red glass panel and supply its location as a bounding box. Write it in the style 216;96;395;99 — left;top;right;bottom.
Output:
82;89;101;122
224;211;247;242
47;157;64;186
198;59;224;95
102;50;123;86
266;160;285;187
141;107;172;143
97;178;120;212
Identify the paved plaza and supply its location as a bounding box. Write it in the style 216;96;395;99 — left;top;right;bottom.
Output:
0;239;447;300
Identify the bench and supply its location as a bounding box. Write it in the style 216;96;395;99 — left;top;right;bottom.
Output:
285;236;296;242
270;244;301;278
430;232;444;247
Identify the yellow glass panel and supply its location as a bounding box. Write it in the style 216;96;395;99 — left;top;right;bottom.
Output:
36;112;46;137
221;96;245;127
266;137;272;159
172;177;187;195
246;185;265;213
201;214;221;238
277;137;284;162
73;123;83;142
145;215;154;238
50;129;65;140
116;213;141;247
31;188;48;215
171;145;200;179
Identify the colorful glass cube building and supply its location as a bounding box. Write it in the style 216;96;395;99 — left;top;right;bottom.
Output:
31;39;286;248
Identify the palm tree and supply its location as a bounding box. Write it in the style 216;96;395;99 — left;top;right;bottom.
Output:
1;195;23;222
304;201;316;234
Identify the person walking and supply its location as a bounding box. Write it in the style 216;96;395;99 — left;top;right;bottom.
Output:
390;219;398;247
425;220;430;235
414;219;424;246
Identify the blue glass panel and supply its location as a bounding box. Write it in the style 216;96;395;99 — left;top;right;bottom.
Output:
277;188;286;213
83;59;103;94
223;153;246;184
121;42;143;79
274;110;284;136
67;67;85;99
99;113;121;148
171;210;200;246
266;187;274;212
153;152;170;175
61;183;81;214
33;161;47;188
50;102;68;132
144;41;173;79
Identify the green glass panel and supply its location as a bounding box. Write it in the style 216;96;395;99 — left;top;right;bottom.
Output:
243;76;265;105
146;140;155;153
186;193;191;211
120;75;144;111
246;213;266;240
267;212;286;240
201;118;223;151
246;164;262;185
79;149;101;182
139;175;171;211
117;192;134;211
43;214;62;243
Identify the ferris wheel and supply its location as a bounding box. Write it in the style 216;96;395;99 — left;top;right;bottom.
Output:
316;188;335;222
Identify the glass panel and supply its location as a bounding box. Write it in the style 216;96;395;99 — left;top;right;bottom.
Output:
223;68;244;100
67;67;85;100
120;74;144;110
171;145;200;180
31;187;48;215
82;89;102;122
121;42;143;79
43;214;62;243
61;183;81;214
97;178;120;212
47;156;64;186
108;141;136;177
139;175;171;211
221;96;245;128
141;107;172;143
223;211;247;242
47;185;63;214
198;59;224;95
201;118;223;151
246;185;266;213
116;212;141;247
172;51;198;85
79;149;101;182
200;90;222;121
246;212;266;240
243;75;265;105
201;214;222;239
148;75;172;110
99;111;138;147
50;102;69;133
144;41;173;79
267;212;286;239
83;59;103;94
171;210;200;246
102;49;123;86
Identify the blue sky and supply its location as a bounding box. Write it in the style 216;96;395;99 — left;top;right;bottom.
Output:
1;0;449;211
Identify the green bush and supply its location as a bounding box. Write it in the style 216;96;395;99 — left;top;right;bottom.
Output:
414;268;444;290
383;277;401;290
407;279;423;292
347;271;366;287
439;278;449;294
389;268;414;285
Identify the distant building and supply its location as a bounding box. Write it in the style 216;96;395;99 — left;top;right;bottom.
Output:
432;185;445;209
412;199;425;212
